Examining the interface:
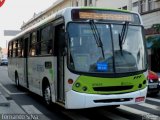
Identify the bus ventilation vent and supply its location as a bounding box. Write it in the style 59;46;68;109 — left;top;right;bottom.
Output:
93;86;133;92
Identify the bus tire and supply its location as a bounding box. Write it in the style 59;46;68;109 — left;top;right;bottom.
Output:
15;73;19;88
43;82;52;107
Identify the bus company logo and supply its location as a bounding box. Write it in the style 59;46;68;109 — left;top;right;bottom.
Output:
0;0;5;7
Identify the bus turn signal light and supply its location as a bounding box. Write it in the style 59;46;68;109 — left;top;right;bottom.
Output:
68;79;73;84
135;96;145;102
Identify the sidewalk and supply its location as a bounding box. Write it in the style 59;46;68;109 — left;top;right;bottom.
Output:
0;67;51;120
0;84;25;114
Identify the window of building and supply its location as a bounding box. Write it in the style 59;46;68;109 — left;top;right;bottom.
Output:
84;0;87;6
140;0;146;13
76;1;79;6
133;1;138;7
148;0;154;11
122;6;127;10
89;0;92;6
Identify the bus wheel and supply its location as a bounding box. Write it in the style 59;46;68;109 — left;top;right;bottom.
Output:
15;74;19;88
43;84;52;106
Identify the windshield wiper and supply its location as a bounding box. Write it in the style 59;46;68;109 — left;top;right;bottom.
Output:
119;21;129;54
89;20;105;59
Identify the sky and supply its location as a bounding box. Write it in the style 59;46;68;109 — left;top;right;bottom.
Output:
0;0;56;48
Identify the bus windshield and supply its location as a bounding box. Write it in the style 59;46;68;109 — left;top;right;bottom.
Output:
67;22;147;74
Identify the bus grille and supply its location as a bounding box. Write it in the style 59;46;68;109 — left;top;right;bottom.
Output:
93;86;133;92
94;98;133;103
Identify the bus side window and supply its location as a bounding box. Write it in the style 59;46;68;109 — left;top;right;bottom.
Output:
17;39;23;57
8;41;13;58
12;40;17;58
40;24;53;55
21;38;25;57
29;31;37;56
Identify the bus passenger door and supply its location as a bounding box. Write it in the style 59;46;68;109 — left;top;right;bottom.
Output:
24;35;29;88
55;24;65;103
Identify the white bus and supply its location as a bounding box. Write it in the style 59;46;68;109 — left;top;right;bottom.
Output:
8;7;148;109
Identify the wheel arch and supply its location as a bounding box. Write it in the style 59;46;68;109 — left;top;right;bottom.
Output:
42;77;50;95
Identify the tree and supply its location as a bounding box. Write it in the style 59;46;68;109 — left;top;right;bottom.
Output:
152;24;160;33
146;24;160;72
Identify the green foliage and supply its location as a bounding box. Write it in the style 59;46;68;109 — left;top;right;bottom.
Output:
152;24;160;33
146;24;160;49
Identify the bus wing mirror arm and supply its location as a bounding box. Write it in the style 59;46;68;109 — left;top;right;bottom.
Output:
59;32;67;48
59;32;68;56
64;32;68;47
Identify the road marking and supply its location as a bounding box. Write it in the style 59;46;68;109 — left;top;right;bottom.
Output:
0;100;25;114
147;97;160;103
22;105;42;114
22;105;51;120
62;111;90;120
0;83;11;94
139;103;160;111
0;83;27;95
98;109;129;120
119;105;160;120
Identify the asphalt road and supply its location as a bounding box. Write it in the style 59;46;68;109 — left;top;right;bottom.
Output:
0;66;160;120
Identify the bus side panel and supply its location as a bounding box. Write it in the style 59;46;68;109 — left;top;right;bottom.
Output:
8;58;15;82
17;58;28;88
27;56;56;100
8;57;27;88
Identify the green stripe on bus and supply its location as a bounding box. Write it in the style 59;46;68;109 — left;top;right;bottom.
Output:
80;7;130;13
49;69;54;81
72;74;147;94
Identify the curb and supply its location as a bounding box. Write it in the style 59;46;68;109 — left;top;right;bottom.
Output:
0;84;11;107
0;93;10;107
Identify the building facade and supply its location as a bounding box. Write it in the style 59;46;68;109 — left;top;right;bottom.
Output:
21;0;160;30
129;0;160;29
129;0;160;72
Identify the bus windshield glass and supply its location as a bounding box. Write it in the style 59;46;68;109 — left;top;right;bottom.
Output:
67;22;147;73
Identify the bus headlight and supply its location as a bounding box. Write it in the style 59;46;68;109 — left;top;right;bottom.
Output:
75;82;81;87
82;86;87;91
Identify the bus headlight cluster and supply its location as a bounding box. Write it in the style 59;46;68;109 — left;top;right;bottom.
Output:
75;82;88;92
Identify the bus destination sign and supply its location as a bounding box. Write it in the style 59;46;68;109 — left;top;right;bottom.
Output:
72;9;140;24
79;12;132;22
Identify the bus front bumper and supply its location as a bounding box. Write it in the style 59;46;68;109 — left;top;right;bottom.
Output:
65;87;147;109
